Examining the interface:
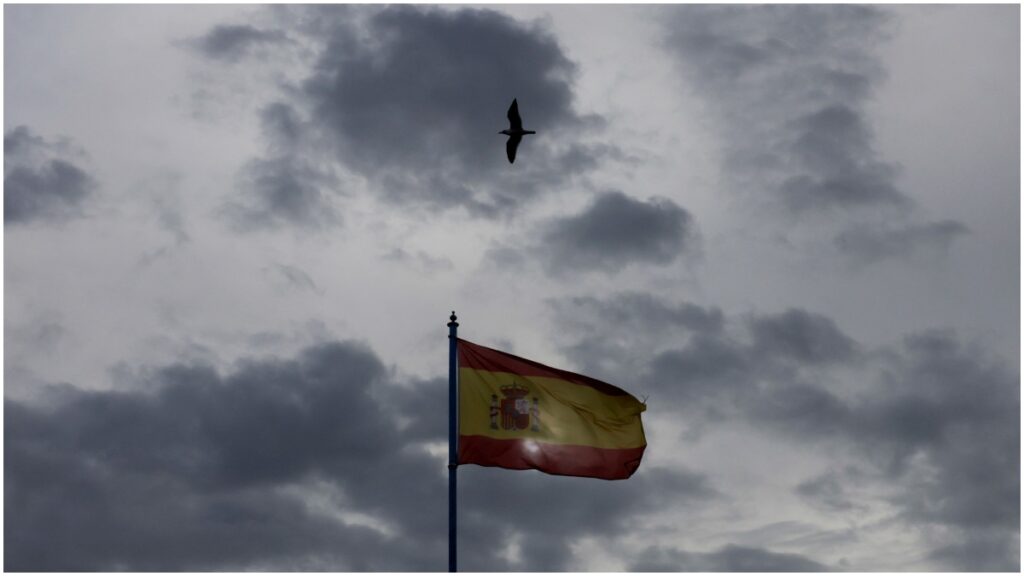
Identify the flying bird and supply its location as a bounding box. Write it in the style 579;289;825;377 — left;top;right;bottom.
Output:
499;98;536;164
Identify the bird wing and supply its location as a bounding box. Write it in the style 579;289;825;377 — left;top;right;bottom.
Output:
507;98;523;131
506;135;522;164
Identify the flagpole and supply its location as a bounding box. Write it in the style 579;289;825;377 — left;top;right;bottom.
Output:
447;311;459;572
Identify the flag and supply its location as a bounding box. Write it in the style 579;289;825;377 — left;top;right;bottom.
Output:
457;338;646;480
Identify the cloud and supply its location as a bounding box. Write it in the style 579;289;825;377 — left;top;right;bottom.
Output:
266;264;323;295
134;173;192;267
754;331;1019;569
480;192;698;279
459;465;716;571
150;176;190;245
748;308;858;365
555;292;725;337
795;470;863;512
5;338;715;571
927;532;1020;573
778;104;909;212
550;292;1019;570
660;6;970;264
228;156;339;230
4;126;95;224
553;295;860;408
5;341;416;570
662;5;904;215
260;102;305;154
190;24;290;62
834;219;970;264
549;294;745;400
631;544;831;571
295;5;614;216
382;248;455;274
540;191;696;274
867;331;1019;528
225;104;340;231
195;5;631;228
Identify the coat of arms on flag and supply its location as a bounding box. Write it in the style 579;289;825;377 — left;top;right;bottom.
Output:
491;382;540;432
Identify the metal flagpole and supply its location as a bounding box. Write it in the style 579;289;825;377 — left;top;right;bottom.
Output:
447;311;459;572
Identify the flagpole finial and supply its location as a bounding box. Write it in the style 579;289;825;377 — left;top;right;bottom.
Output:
448;311;458;327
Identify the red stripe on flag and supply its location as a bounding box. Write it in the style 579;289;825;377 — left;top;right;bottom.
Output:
457;339;630;397
459;435;646;480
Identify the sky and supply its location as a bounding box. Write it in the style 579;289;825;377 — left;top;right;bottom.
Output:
3;3;1020;571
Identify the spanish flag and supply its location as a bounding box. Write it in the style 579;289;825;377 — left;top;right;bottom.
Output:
457;339;646;480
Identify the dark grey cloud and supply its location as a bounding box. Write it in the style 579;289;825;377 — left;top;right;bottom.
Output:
834;219;970;264
551;292;1019;570
927;532;1020;573
779;104;909;213
748;308;858;366
645;336;754;408
661;6;971;264
4;126;95;224
198;5;629;227
227;156;338;230
5;341;422;571
459;465;716;571
480;191;698;279
796;471;860;512
631;544;831;571
549;298;733;405
553;296;859;408
225;104;340;230
6;338;713;571
867;331;1019;528
659;3;962;266
4;124;46;156
191;24;290;62
663;5;903;214
294;5;612;216
555;292;725;337
260;102;305;154
541;191;696;274
754;331;1019;569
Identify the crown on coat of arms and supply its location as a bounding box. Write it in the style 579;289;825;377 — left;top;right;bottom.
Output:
500;382;529;398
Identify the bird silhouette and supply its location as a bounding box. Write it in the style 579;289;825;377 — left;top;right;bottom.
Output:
499;98;536;164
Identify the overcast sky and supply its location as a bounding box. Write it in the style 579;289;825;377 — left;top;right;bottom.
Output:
3;3;1020;571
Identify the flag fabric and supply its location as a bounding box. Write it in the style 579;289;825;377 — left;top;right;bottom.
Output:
457;338;646;480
